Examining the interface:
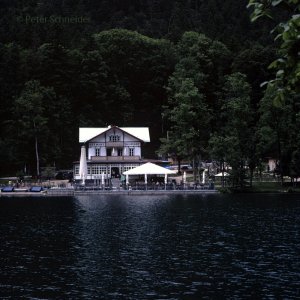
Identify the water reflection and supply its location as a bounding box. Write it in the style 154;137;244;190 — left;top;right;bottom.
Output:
0;194;299;299
0;197;82;298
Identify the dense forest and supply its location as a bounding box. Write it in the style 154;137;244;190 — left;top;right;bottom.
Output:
0;0;299;186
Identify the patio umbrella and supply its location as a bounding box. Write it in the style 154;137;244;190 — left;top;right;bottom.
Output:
202;169;207;184
123;162;176;190
123;162;176;176
126;174;129;185
183;171;187;184
214;172;230;177
79;145;88;185
164;173;168;190
101;172;105;186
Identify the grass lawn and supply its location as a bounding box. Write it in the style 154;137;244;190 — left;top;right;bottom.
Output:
216;181;300;193
252;182;285;192
251;181;300;193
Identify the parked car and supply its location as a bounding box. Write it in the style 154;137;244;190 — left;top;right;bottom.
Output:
181;165;193;171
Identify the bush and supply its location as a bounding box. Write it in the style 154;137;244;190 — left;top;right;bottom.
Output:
218;187;232;193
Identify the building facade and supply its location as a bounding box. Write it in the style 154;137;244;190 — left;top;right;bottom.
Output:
73;125;150;181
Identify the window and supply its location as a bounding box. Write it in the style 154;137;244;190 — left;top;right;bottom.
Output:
122;164;139;172
109;135;120;142
129;148;134;156
92;166;98;175
95;148;100;156
75;166;79;175
91;165;108;175
118;149;123;156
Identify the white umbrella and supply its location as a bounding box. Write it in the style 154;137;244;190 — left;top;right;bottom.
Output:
164;173;167;190
214;172;230;177
183;171;187;184
126;174;129;185
202;169;207;184
79;145;88;185
101;172;105;186
123;162;176;175
144;174;147;184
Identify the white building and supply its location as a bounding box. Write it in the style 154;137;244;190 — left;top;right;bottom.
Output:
73;125;150;181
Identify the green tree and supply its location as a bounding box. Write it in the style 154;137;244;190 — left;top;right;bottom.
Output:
208;135;228;187
247;0;300;102
13;81;50;176
12;80;71;176
248;0;300;184
0;43;24;131
256;85;297;183
209;73;254;188
93;29;174;154
174;32;231;131
159;75;211;177
159;31;230;178
232;44;276;107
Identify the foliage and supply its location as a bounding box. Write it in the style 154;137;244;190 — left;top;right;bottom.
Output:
247;0;300;102
209;73;254;187
0;0;293;179
158;32;231;175
248;0;300;182
231;44;276;106
160;77;211;172
257;85;299;180
93;29;173;128
10;80;72;176
0;0;272;48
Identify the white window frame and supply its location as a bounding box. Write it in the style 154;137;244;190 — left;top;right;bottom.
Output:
75;166;79;175
129;148;134;156
95;148;101;156
109;135;120;142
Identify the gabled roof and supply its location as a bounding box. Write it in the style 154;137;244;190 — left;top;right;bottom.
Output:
79;126;150;143
123;162;176;175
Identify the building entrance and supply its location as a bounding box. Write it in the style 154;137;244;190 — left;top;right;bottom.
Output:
111;167;120;178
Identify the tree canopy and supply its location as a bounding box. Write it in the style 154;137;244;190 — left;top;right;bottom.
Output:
0;0;298;185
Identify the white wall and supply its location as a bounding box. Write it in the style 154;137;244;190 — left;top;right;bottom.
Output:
86;128;142;158
88;147;95;159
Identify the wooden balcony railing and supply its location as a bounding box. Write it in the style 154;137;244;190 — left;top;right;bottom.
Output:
105;142;124;147
91;156;140;162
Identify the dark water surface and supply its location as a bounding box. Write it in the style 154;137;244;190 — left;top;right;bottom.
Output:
0;193;299;299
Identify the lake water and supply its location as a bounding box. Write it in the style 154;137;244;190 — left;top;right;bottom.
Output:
0;193;299;299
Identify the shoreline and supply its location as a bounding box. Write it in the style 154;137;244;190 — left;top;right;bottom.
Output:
1;189;300;197
0;189;218;197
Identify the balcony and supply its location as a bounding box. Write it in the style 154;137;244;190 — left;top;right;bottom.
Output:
105;142;124;148
91;156;140;162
